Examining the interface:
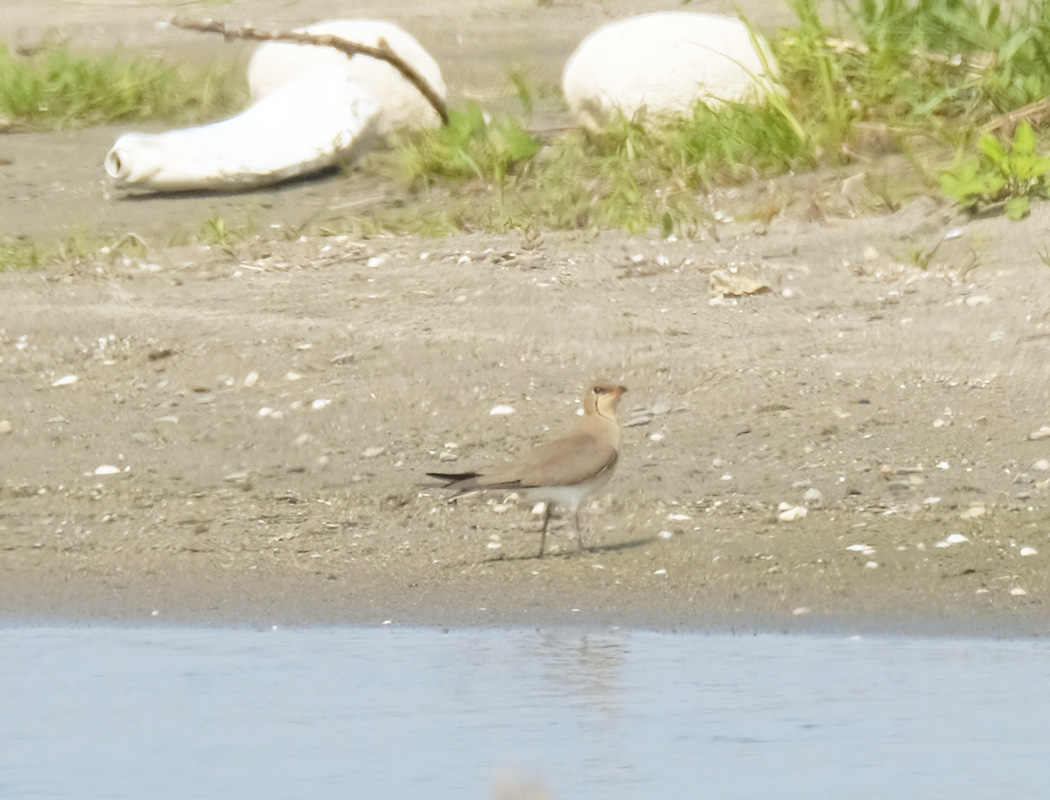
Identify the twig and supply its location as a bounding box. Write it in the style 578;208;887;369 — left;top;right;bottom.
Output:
169;17;449;126
981;98;1050;137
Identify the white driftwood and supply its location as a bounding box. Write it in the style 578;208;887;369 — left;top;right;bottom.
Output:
247;19;446;135
562;12;781;129
105;67;380;191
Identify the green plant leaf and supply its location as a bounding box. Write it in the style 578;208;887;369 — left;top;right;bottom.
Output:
1013;120;1036;156
978;133;1008;168
1006;195;1031;220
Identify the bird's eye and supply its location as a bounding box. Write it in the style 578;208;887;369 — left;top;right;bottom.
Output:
593;387;603;395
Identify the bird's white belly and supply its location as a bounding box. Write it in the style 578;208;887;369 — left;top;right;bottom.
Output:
522;469;615;512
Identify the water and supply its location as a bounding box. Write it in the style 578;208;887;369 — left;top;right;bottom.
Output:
1;625;1046;799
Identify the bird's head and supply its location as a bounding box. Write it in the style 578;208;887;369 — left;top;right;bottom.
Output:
585;382;627;418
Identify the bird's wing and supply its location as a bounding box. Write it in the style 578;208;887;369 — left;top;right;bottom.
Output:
477;431;618;489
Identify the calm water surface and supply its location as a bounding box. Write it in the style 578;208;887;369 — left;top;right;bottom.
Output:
1;625;1046;799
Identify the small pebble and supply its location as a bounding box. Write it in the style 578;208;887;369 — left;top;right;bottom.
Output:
243;371;259;388
778;505;807;522
959;506;985;520
51;374;78;387
653;568;667;575
0;419;11;435
362;446;386;458
1020;546;1037;557
1029;426;1050;441
864;561;879;569
1034;459;1050;471
658;530;674;539
311;398;331;410
489;405;515;416
94;465;120;476
1010;587;1027;596
803;487;823;505
651;401;672;415
965;295;992;307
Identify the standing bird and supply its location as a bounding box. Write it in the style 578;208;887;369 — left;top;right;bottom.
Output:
427;383;627;558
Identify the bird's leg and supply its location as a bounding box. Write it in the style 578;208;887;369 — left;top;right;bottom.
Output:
574;507;586;551
537;503;553;558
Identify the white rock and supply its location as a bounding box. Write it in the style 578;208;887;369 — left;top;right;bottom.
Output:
562;12;781;129
658;530;674;539
243;371;260;388
489;405;515;416
51;374;78;387
803;487;823;505
1020;546;1037;556
247;19;446;135
94;465;121;476
1033;459;1050;471
778;505;807;522
1029;425;1050;440
106;67;379;191
0;419;11;435
362;446;386;458
1010;587;1027;596
946;532;969;544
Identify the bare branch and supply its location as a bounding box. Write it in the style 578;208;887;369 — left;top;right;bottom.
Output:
170;17;449;126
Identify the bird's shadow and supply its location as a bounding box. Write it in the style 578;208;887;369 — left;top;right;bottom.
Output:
482;536;656;563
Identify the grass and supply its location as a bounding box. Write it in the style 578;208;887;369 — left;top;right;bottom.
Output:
0;43;244;129
0;228;148;272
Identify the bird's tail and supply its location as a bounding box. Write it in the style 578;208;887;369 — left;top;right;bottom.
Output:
426;471;481;486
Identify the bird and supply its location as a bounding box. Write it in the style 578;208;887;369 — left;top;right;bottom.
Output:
427;383;627;558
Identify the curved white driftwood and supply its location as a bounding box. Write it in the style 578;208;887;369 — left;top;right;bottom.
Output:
248;19;446;135
105;67;380;192
562;12;782;129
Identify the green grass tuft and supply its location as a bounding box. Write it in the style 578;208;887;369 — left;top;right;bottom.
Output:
0;43;245;129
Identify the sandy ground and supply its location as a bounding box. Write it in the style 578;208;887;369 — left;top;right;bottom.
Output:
2;0;1050;634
